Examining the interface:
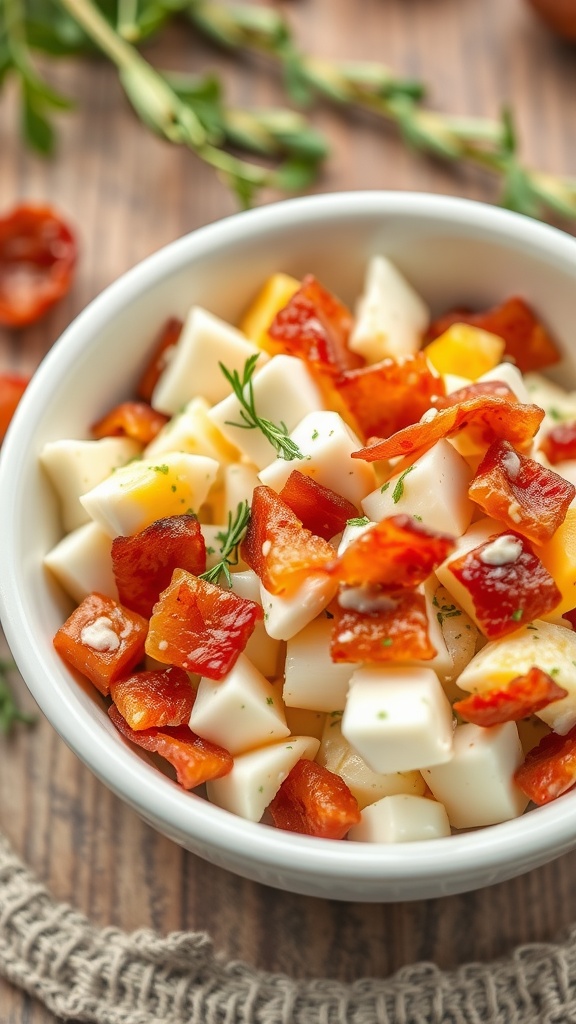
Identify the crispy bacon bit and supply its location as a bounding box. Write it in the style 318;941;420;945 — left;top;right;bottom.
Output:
109;667;196;731
454;668;568;727
53;593;148;696
331;587;435;663
137;317;183;402
279;470;359;541
447;533;561;639
433;380;517;409
269;274;361;376
109;704;232;789
241;485;335;596
468;440;575;545
540;422;576;466
334;514;455;589
91;401;169;446
514;725;576;805
268;758;361;838
112;514;206;618
335;354;444;442
145;568;262;680
427;297;560;373
352;391;544;463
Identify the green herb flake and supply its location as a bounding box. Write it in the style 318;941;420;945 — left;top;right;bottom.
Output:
381;638;393;647
550;667;561;676
266;696;274;705
392;465;415;504
511;608;523;622
154;464;170;474
376;711;388;719
380;482;390;494
413;514;422;521
311;428;319;440
220;356;304;461
199;500;251;588
346;515;370;527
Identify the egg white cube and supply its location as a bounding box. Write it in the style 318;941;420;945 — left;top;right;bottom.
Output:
348;255;430;363
317;719;426;810
400;577;454;686
151;306;266;414
347;794;451;843
144;397;238;471
80;452;218;537
226;570;282;678
223;462;261;519
258;411;377;505
478;362;531;404
422;722;528;828
342;666;454;774
40;437;141;533
43;522;118;604
283;616;359;712
260;575;339;642
336;519;375;555
206;735;320;822
456;619;576;735
361;439;474;537
189;653;289;756
208;355;324;469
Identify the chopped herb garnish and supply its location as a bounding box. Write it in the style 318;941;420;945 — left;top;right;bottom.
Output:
0;660;35;734
220;355;304;461
346;515;370;527
311;429;319;440
392;465;415;504
436;604;462;626
413;514;423;521
199;500;251;588
376;711;388;719
206;546;216;555
511;608;523;622
381;638;393;647
527;624;538;631
153;464;170;474
550;667;560;676
380;482;390;494
171;484;177;492
266;696;274;705
548;407;563;422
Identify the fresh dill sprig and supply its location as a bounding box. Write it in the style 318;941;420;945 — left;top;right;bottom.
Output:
346;515;370;527
0;659;36;735
219;354;305;462
199;500;251;588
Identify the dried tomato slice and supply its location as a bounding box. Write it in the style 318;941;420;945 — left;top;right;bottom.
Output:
335;354;444;442
0;203;77;327
268;758;360;838
539;422;576;466
112;514;206;618
91;401;169;446
145;568;262;680
514;724;576;805
454;667;568;727
109;704;232;790
333;514;455;589
353;391;544;463
109;666;196;730
468;440;575;545
0;373;29;442
137;317;183;403
447;533;561;639
279;470;359;541
269;274;361;377
426;296;560;373
241;484;335;596
331;587;435;663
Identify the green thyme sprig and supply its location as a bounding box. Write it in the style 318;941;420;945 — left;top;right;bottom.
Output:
199;500;250;588
220;354;304;462
0;659;35;735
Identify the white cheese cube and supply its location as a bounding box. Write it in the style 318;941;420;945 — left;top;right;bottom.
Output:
347;794;451;843
189;653;289;756
342;666;454;774
456;620;576;735
317;719;426;810
443;373;473;393
151;307;266;413
208;355;324;469
258;411;377;505
260;575;339;642
401;577;454;685
200;524;249;574
422;722;528;828
227;571;281;678
283;616;358;712
206;736;319;822
478;362;531;404
144;397;238;470
435;517;507;626
349;255;430;363
337;519;375;555
40;437;141;532
223;462;260;519
361;439;474;537
43;522;118;604
80;452;218;537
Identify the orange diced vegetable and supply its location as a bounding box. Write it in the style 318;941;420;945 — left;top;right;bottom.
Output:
91;400;169;445
279;470;359;541
109;666;196;730
269;274;361;376
145;568;262;680
454;667;568;727
137;317;183;402
53;592;148;696
514;725;576;805
112;514;206;618
109;704;232;789
330;588;435;663
268;758;361;838
333;514;455;589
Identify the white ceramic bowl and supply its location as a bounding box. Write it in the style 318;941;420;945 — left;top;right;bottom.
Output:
2;192;576;903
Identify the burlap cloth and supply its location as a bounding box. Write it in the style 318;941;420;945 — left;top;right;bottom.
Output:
2;832;576;1023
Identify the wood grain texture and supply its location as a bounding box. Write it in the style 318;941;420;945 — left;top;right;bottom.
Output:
1;0;576;1019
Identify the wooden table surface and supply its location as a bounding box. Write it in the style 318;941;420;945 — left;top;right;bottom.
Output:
1;0;576;1019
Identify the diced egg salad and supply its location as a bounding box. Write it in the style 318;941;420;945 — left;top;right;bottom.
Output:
44;258;576;844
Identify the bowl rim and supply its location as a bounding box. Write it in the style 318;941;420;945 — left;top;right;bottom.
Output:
3;189;576;890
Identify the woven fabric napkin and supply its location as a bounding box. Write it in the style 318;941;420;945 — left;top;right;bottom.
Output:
2;832;576;1023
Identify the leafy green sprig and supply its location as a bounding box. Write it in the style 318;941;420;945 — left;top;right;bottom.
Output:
220;354;304;462
0;659;35;735
199;499;250;587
